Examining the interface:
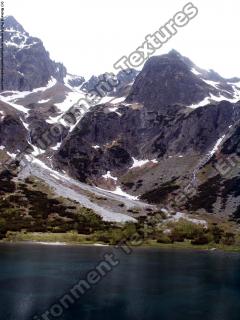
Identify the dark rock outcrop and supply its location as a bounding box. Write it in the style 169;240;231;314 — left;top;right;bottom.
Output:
0;112;29;153
2;16;67;91
82;69;138;97
126;50;231;109
55;97;240;183
67;76;85;88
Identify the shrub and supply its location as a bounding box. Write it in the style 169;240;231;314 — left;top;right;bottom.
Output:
157;233;172;244
76;208;106;233
209;224;224;244
169;230;185;242
122;222;137;239
191;235;210;245
169;219;205;242
222;232;235;245
94;229;123;245
0;217;6;232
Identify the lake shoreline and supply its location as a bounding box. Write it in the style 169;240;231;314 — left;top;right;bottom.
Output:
1;238;240;253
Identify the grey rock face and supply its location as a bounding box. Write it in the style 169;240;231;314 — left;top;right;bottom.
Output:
126;51;228;109
55;98;240;183
67;76;85;88
2;20;240;221
0;109;29;153
82;69;138;97
55;51;240;184
2;16;67;91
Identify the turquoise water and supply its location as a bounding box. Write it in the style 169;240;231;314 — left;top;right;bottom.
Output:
0;244;240;320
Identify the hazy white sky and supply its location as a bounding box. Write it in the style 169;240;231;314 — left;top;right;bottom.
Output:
5;0;240;79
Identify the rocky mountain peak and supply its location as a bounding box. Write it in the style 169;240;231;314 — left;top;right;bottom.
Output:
126;50;218;109
2;16;67;92
82;69;138;97
5;15;27;34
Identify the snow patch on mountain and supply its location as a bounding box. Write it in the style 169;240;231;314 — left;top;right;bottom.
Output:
7;151;17;158
101;96;126;104
102;171;118;181
202;79;220;89
188;91;240;109
0;95;29;114
109;187;139;201
1;77;57;103
5;26;39;50
191;68;201;76
30;145;46;157
54;91;85;113
38;99;50;104
130;158;149;168
130;157;158;169
108;106;122;116
209;135;226;156
20;119;29;130
51;142;61;151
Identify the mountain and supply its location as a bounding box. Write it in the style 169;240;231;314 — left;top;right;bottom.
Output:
53;50;240;220
3;16;67;91
126;50;237;108
54;50;240;174
184;121;240;221
0;17;146;225
1;16;240;229
0;16;89;159
82;69;138;97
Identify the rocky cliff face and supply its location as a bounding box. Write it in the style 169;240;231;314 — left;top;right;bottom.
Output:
3;16;67;91
2;16;240;221
0;100;29;155
51;50;240;220
55;98;240;180
55;51;240;182
82;69;138;97
126;50;235;109
184;121;240;220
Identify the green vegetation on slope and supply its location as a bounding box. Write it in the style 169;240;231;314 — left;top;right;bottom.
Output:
0;167;110;239
1;164;240;252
